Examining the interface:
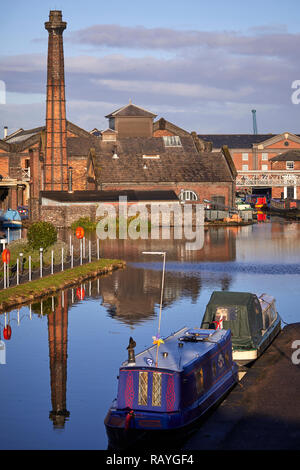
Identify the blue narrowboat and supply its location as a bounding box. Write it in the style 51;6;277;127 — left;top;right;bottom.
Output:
105;327;238;449
2;209;22;228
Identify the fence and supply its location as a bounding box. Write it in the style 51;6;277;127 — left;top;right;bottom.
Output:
0;237;101;290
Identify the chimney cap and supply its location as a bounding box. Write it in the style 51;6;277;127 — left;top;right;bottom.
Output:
45;10;67;31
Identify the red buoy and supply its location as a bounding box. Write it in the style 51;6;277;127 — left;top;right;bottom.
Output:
3;325;12;340
2;249;10;264
75;226;84;240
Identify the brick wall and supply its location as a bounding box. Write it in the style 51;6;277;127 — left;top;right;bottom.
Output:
0;150;9;176
39;201;204;228
68;157;87;190
101;182;234;207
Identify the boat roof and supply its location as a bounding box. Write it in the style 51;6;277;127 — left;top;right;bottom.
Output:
121;327;228;372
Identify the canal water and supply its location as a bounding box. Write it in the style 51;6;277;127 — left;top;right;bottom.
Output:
0;218;300;449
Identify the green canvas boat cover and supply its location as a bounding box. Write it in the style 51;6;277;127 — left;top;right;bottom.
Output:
201;291;263;350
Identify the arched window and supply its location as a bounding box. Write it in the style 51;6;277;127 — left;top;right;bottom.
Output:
179;190;198;202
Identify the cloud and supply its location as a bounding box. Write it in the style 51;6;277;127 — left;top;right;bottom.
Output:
67;24;300;59
91;78;254;101
1;23;300;133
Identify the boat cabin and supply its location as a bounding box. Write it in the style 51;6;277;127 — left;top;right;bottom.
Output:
116;327;234;415
201;291;279;350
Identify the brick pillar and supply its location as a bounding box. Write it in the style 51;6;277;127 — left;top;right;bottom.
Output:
44;11;68;191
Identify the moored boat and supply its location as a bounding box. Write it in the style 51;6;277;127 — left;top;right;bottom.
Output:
105;328;238;449
2;209;22;228
105;252;239;450
201;291;281;366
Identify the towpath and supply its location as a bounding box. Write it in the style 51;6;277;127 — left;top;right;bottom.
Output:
183;323;300;450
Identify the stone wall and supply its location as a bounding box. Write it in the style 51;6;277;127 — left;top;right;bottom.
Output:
39;201;204;228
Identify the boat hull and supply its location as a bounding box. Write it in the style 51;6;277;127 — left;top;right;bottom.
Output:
105;364;238;450
233;317;281;366
2;221;22;228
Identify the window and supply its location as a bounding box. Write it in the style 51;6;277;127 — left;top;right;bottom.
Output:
286;161;294;170
261;164;268;171
163;135;182;147
179;190;198;202
138;371;148;406
215;306;238;322
211;195;225;209
242;153;248;161
195;368;204;394
242;164;248;171
152;372;162;407
287;186;294;198
262;153;268;161
142;155;160;159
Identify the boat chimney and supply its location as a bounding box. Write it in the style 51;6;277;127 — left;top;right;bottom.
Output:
3;126;8;139
127;337;136;365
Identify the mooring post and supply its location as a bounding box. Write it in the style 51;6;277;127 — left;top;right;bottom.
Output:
29;256;31;282
61;247;64;271
80;239;83;265
97;238;99;260
7;227;10;244
40;248;43;278
89;240;91;263
69;234;72;253
83;236;86;258
16;258;19;285
51;250;54;274
3;262;6;289
71;244;74;268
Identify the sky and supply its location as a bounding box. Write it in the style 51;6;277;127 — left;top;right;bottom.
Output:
1;0;300;136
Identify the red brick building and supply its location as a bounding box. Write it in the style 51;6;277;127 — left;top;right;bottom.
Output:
0;10;236;226
198;132;300;200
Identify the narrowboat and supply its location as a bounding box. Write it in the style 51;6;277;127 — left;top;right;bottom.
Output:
201;291;281;366
105;327;238;449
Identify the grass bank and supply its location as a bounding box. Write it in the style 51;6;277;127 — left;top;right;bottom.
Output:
0;258;126;312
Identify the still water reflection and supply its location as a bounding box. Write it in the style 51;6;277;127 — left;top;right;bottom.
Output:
0;220;300;449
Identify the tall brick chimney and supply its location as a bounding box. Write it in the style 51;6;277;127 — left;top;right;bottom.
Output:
44;11;68;190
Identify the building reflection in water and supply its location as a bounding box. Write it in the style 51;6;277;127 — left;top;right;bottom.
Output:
23;226;238;427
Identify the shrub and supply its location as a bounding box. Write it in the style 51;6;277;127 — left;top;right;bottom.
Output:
70;217;97;231
27;221;57;250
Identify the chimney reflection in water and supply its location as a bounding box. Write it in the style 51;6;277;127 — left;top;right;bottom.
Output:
48;290;70;428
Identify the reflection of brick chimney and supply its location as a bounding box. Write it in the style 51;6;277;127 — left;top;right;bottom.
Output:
44;11;68;191
48;291;70;428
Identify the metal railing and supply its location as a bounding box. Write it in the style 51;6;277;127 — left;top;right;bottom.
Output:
236;171;300;187
0;237;101;290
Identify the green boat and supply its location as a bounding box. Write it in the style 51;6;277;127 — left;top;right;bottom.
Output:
201;291;281;366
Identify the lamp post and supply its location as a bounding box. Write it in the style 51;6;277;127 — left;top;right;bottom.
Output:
142;251;166;366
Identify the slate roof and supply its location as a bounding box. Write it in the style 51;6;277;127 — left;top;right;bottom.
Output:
105;103;157;119
4;126;45;143
41;189;179;202
67;136;99;156
88;135;234;184
269;150;300;162
198;134;276;149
